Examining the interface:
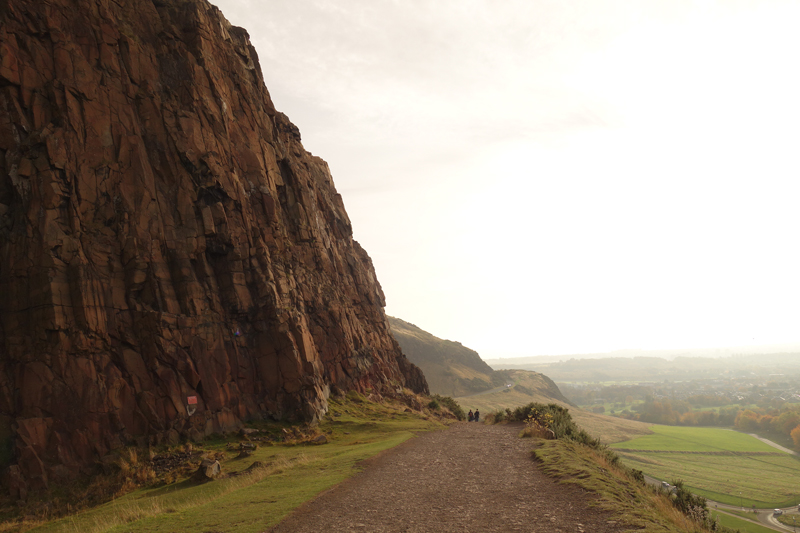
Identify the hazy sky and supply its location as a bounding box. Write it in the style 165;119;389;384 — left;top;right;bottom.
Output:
211;0;800;358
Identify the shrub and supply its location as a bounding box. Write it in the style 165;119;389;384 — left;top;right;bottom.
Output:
427;399;440;410
494;402;611;453
514;384;533;395
670;480;719;530
116;448;156;492
430;395;465;421
520;424;554;439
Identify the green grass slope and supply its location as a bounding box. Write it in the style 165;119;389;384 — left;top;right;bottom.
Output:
499;403;718;532
455;368;572;412
612;425;800;508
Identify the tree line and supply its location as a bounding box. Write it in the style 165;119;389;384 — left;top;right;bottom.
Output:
614;400;800;449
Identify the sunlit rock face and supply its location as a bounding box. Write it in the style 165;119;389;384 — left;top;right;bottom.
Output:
0;0;427;493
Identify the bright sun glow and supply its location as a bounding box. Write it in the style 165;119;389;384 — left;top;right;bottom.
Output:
212;0;800;357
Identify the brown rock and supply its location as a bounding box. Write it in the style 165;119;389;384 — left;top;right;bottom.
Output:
192;459;221;482
0;0;427;487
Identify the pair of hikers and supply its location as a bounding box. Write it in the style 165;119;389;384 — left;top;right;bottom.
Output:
467;409;480;422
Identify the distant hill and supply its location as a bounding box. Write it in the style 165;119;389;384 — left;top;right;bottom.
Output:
455;368;572;410
486;343;800;366
388;316;502;396
388;317;650;443
486;352;800;383
388;317;570;406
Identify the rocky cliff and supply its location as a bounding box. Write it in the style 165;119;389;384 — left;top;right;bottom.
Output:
0;0;427;496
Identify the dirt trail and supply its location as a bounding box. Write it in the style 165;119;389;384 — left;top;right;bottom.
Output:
268;423;624;533
746;433;798;456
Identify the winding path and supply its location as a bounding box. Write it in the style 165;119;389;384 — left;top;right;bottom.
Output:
267;423;623;533
746;433;798;456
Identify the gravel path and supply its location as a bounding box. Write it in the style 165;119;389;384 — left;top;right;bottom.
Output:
268;422;624;533
746;433;798;455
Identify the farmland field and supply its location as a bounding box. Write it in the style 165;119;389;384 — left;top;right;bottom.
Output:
611;426;778;452
612;425;800;507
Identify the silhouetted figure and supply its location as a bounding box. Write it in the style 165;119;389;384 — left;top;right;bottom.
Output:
474;409;480;422
468;410;474;422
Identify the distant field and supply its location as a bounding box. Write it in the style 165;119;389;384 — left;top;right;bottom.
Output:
611;426;778;453
568;410;652;444
613;426;800;507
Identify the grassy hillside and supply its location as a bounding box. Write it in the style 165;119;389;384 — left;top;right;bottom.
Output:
534;439;718;532
455;368;571;412
612;425;800;507
568;410;653;444
490;403;718;532
388;316;503;396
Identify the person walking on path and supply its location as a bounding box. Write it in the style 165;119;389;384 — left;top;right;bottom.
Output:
474;409;480;422
468;410;474;422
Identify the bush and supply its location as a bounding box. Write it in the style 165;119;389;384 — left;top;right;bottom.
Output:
430;395;465;421
520;424;554;439
670;480;719;530
427;399;440;410
492;402;609;451
514;384;533;395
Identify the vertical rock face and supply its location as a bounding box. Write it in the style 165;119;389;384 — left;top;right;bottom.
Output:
0;0;427;491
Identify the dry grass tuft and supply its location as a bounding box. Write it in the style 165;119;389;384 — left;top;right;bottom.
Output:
519;425;555;439
116;448;157;493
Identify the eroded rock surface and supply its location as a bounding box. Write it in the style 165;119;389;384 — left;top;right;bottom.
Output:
0;0;426;494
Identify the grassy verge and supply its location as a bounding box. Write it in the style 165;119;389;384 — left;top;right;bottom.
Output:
492;402;719;532
777;513;800;529
710;511;780;533
532;439;716;532
7;393;449;533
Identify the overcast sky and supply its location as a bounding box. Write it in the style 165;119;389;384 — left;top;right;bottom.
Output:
212;0;800;358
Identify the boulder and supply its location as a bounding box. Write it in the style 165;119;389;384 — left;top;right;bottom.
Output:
310;435;328;445
192;459;221;482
